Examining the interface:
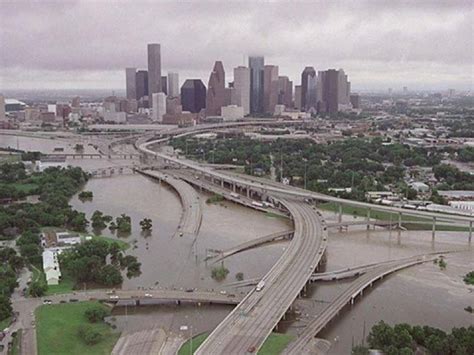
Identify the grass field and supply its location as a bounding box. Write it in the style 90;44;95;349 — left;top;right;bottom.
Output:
35;301;119;355
8;329;22;355
177;332;294;355
258;333;294;354
89;235;129;251
0;316;11;331
177;333;208;355
11;183;39;194
45;273;75;296
319;202;469;232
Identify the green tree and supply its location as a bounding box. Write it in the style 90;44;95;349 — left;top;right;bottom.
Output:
78;324;103;345
84;305;109;323
139;218;152;231
29;281;46;297
91;210;106;230
0;295;12;321
367;321;395;349
98;264;123;286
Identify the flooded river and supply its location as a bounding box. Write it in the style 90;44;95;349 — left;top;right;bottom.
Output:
2;133;473;353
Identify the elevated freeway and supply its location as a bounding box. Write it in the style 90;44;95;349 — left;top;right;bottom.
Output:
195;199;328;354
138;130;474;230
283;253;446;354
137;169;202;237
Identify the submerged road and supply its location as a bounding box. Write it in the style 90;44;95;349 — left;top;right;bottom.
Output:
207;229;294;263
138;169;202;237
196;199;327;354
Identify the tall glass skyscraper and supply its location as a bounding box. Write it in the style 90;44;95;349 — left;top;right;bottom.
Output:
147;43;162;106
249;56;264;114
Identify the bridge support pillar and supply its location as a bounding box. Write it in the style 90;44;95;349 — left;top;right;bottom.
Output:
366;208;371;230
398;212;402;229
232;183;236;192
469;221;472;243
432;217;436;241
246;188;250;198
221;179;224;188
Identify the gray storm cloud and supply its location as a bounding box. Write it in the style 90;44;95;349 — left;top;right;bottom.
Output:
0;0;472;90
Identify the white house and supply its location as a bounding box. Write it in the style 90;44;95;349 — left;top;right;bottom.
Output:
42;249;61;285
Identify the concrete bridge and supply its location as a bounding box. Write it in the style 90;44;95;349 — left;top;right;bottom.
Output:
283;253;447;354
45;153;140;160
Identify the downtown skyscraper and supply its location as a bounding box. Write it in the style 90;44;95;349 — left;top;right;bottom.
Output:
232;66;250;115
301;66;316;111
249;56;264;114
167;72;180;98
125;68;137;100
206;61;226;116
147;43;162;106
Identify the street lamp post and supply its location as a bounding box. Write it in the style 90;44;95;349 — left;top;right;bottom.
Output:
303;158;308;190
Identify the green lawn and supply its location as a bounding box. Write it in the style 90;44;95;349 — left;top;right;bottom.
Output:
319;202;469;232
258;333;294;355
177;332;294;355
35;301;119;355
88;235;129;251
178;333;209;355
45;273;75;296
0;316;11;331
8;329;22;355
11;183;39;194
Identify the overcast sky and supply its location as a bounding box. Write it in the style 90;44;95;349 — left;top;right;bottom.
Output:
1;0;473;92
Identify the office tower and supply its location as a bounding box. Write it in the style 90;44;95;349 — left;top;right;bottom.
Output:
206;61;226;116
161;76;168;95
147;43;162;105
278;76;293;108
263;65;279;114
181;79;206;113
294;86;302;110
125;68;137;100
301;67;316;111
337;69;351;106
168;72;179;97
135;70;148;100
249;56;264;114
166;96;182;115
233;66;250;115
403;86;408;93
0;94;5;121
317;69;340;114
152;93;166;122
350;94;360;109
71;96;80;108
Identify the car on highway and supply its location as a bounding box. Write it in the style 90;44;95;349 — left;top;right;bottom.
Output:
256;280;265;292
185;288;194;293
144;293;153;298
219;290;227;295
109;295;119;300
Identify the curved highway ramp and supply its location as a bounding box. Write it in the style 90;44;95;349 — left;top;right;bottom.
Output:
138;169;202;237
283;253;445;354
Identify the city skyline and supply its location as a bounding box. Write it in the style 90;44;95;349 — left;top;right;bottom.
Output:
0;1;473;91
